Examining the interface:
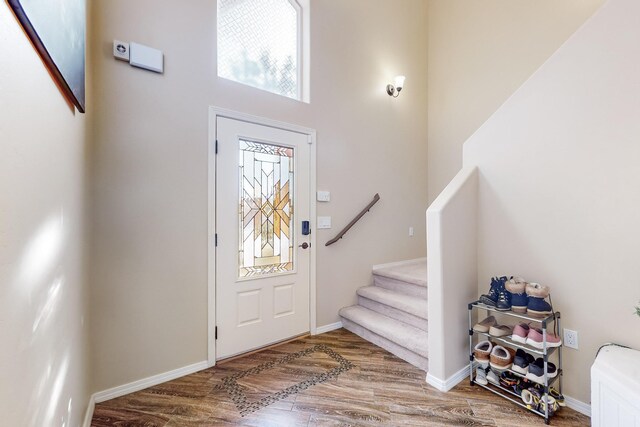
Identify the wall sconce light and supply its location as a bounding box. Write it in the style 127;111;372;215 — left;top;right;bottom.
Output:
386;75;406;98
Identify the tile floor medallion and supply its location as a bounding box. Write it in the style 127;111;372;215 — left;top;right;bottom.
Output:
92;329;592;426
218;343;353;416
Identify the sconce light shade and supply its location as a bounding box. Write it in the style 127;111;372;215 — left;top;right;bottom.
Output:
387;75;406;98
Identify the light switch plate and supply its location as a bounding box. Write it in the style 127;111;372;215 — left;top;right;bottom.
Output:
317;216;331;229
317;191;331;202
129;42;164;73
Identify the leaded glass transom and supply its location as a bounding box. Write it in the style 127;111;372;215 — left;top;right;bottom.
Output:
218;0;299;99
239;139;294;278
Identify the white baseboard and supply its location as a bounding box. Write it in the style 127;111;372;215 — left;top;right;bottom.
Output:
425;365;592;418
425;365;469;392
83;360;207;426
314;321;343;335
565;395;591;417
82;395;96;427
93;360;208;404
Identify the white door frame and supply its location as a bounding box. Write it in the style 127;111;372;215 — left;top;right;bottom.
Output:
207;106;317;367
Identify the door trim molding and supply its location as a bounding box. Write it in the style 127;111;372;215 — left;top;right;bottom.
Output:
207;107;317;367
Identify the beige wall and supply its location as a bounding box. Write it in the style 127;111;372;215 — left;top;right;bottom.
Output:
426;167;478;387
465;0;640;404
89;0;428;392
427;0;604;203
0;4;90;426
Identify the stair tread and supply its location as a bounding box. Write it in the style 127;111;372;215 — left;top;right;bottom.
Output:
357;286;427;320
373;259;427;287
339;305;428;358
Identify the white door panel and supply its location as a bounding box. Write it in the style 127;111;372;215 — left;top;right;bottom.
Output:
216;117;310;359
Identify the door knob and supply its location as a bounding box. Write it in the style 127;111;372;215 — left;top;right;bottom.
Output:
299;242;310;249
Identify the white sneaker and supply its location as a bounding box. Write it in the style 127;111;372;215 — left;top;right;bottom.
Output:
475;367;488;385
487;369;500;386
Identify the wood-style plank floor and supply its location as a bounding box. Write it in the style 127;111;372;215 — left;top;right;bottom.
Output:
91;329;589;426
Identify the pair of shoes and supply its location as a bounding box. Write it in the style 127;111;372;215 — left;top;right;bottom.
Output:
473;315;496;333
475;366;488;385
512;348;535;375
526;358;558;384
490;323;513;337
473;316;513;337
474;341;493;367
513;377;535;396
490;345;515;371
499;371;519;389
522;385;543;411
511;323;562;349
479;276;511;310
475;341;515;371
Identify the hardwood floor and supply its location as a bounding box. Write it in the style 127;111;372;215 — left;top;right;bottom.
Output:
92;329;589;426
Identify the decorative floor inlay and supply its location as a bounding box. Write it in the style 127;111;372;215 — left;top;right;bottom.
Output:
91;329;592;426
218;343;353;416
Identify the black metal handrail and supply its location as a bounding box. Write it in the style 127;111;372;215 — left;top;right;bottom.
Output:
325;193;380;246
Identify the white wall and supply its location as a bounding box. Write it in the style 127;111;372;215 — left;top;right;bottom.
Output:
426;0;604;203
0;4;90;426
426;166;478;389
465;0;640;404
89;0;428;392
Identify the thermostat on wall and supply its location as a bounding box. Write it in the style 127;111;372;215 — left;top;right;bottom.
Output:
113;40;164;74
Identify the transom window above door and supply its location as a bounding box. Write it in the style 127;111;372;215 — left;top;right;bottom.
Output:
217;0;307;101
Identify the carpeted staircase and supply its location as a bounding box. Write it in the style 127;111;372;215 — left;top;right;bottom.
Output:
339;258;428;371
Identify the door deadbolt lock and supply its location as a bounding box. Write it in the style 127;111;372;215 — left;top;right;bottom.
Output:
299;242;310;249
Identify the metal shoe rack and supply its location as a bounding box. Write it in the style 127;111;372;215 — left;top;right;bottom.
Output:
468;301;563;425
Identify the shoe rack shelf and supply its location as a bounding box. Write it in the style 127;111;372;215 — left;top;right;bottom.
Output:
468;301;563;425
474;331;558;356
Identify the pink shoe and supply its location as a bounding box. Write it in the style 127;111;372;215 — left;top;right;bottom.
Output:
511;323;530;344
525;328;562;349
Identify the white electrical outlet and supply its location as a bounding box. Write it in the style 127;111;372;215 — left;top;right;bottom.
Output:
409;227;414;237
564;328;579;349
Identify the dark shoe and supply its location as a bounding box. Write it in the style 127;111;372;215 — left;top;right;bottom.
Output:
499;371;519;389
513;377;534;396
496;284;512;311
526;358;557;384
506;277;528;313
527;297;553;317
480;276;507;307
525;282;553;317
512;349;535;375
479;277;500;307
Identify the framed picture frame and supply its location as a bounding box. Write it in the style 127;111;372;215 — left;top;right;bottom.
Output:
7;0;86;113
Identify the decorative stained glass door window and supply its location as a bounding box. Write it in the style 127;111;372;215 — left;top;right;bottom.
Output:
238;140;294;278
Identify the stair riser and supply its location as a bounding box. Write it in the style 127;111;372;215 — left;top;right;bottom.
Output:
341;318;429;371
358;296;428;331
374;275;427;298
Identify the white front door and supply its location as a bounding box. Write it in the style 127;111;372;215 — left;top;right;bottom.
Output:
216;116;311;360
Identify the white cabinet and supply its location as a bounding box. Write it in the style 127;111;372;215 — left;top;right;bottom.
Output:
591;345;640;427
